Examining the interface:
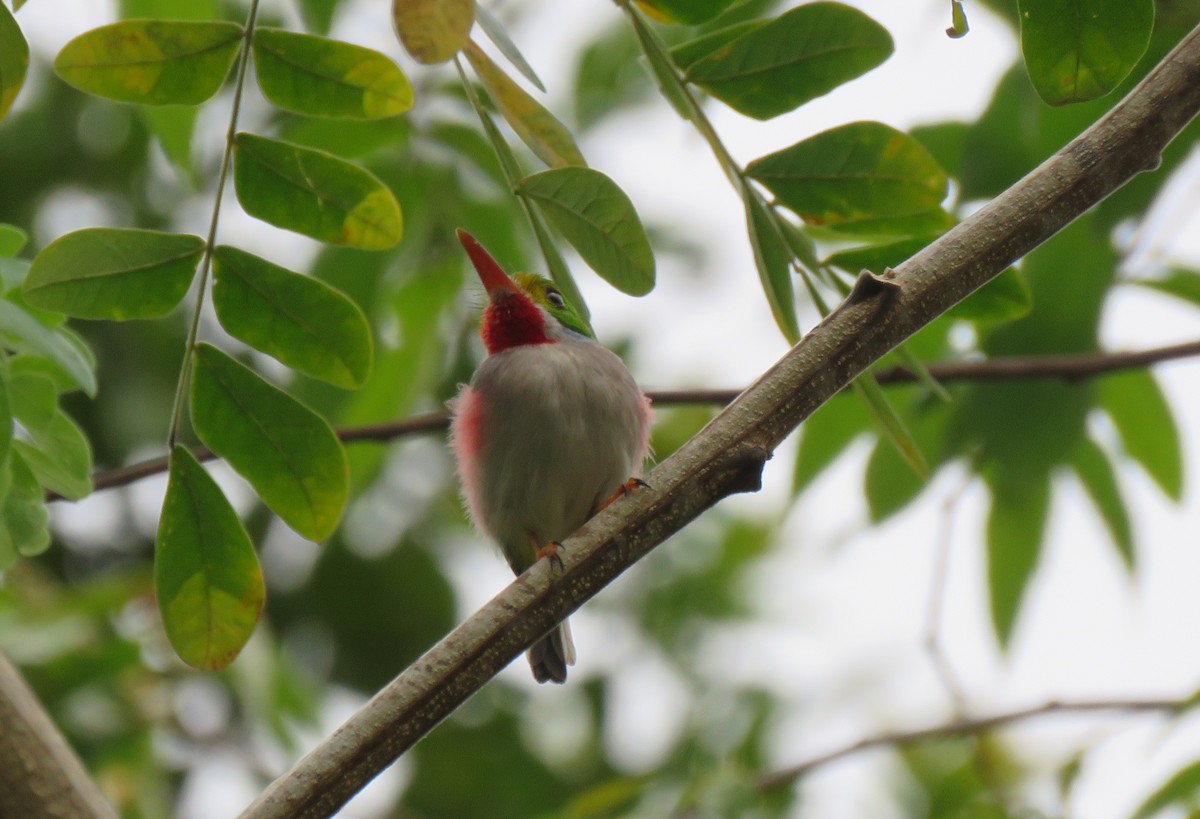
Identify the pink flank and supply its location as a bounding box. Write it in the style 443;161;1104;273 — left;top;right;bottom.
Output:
448;385;489;531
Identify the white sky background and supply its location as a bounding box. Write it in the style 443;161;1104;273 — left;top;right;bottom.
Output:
13;0;1200;816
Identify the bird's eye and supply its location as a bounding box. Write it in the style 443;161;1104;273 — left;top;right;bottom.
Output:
545;289;566;309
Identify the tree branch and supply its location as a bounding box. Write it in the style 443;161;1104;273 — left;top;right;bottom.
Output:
65;338;1200;500
237;22;1200;819
755;697;1193;791
0;650;119;819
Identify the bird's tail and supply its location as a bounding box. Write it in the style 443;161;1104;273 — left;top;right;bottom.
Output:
527;619;576;684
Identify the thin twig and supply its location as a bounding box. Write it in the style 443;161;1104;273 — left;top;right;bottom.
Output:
755;698;1193;791
58;339;1200;501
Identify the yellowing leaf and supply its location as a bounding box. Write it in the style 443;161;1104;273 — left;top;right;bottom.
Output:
463;39;584;169
392;0;473;64
156;446;265;670
55;20;243;105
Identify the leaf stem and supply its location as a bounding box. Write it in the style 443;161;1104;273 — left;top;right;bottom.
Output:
165;0;262;449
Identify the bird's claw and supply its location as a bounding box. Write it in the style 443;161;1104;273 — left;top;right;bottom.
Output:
593;477;650;515
535;541;565;575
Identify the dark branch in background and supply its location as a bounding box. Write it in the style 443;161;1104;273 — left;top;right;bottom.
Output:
755;698;1193;791
59;338;1200;501
235;23;1200;819
0;650;119;819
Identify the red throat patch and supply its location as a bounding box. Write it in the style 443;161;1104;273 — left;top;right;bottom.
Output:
482;291;552;353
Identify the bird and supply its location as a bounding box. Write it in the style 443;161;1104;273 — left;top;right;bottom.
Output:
449;229;652;684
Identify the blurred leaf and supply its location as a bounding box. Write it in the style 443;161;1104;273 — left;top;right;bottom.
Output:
190;343;348;540
1071;437;1134;570
253;28;413;119
0;301;97;395
626;8;693;121
573;22;653;131
986;473;1049;647
637;0;737;24
464;40;585;168
4;453;50;556
120;0;219;19
138;105;198;181
296;0;341;35
24;228;203;319
9;365;56;430
0;362;9;464
744;194;798;343
0;224;27;257
156;445;265;670
13;409;92;500
911;121;970;180
474;3;545;92
1100;369;1183;500
233;132;402;249
1019;0;1153;105
807;208;956;238
392;0;474;64
1131;268;1200;307
281;115;410;160
855;375;928;483
516;167;655;295
793;391;870;495
748;121;947;229
427;120;505;187
54;20;243;105
0;3;29;121
680;3;893;119
212;246;372;388
1132;759;1200;819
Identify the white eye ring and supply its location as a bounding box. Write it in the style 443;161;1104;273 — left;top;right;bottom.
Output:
546;290;566;308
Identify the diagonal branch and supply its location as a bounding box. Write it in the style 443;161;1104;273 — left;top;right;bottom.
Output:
66;338;1200;499
0;650;119;819
237;21;1200;819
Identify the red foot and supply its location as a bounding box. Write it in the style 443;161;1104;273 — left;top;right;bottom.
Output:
592;477;650;516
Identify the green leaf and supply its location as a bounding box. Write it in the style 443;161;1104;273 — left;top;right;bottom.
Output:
671;21;765;69
156;445;265;670
1100;369;1182;500
0;362;9;465
1019;0;1153;105
855;376;928;482
0;2;29;122
516;167;655;296
13;409;93;500
54;20;243;105
793;392;870;495
747;121;948;229
464;40;585;169
392;0;474;64
252;28;413;119
9;365;57;431
1132;760;1200;819
24;228;203;319
680;3;893;120
0;224;27;258
4;453;49;556
137;105;199;182
212;246;372;388
1071;438;1134;570
948;0;969;38
0;301;97;395
1131;268;1200;307
637;0;737;25
190;343;348;540
474;3;545;93
233;133;402;249
744;195;799;344
986;474;1049;647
